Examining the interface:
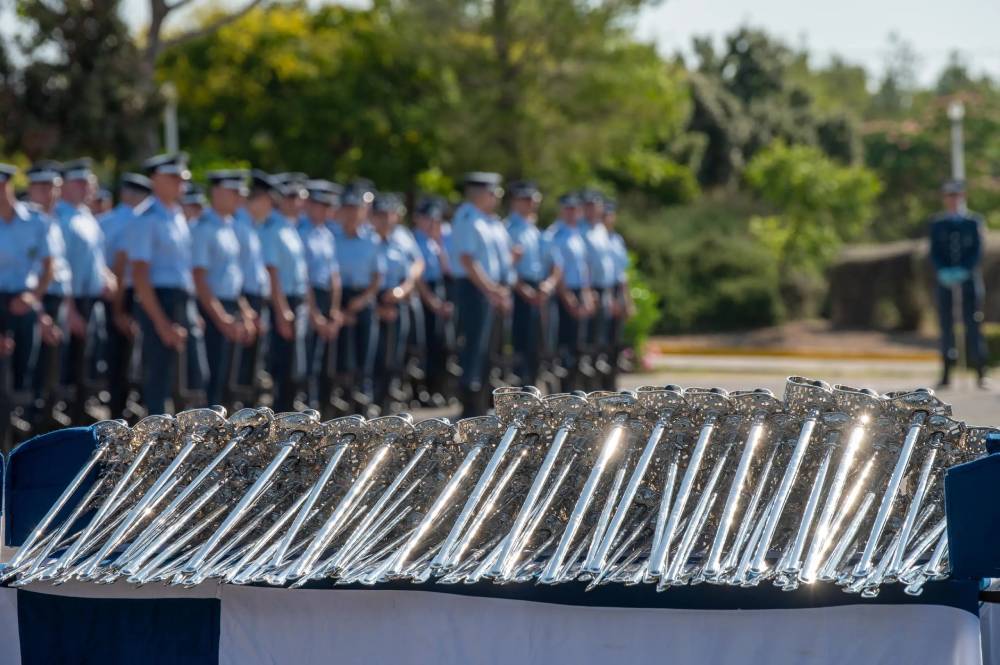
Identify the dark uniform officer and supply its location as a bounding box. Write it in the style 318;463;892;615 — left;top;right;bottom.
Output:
506;181;560;387
56;158;113;422
547;192;593;392
372;193;423;412
99;173;152;417
929;180;988;388
192;171;251;406
259;181;310;412
335;183;383;411
451;172;510;416
130;152;206;415
0;164;56;449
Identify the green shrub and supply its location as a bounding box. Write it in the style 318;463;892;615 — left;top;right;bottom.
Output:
619;194;785;333
624;253;660;355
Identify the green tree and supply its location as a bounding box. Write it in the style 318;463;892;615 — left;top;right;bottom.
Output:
745;141;882;315
684;27;863;188
158;4;456;187
5;0;159;162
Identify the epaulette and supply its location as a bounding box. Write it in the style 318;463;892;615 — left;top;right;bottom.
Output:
132;196;157;217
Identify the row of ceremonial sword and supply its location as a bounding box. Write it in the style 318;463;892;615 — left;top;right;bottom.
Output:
1;379;993;597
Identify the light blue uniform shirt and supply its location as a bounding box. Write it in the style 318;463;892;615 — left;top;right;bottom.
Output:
549;222;590;290
505;213;547;282
413;229;444;283
191;208;243;301
486;216;515;286
260;212;308;297
234;208;269;298
99;203;133;261
327;219;345;239
450;202;501;281
299;221;339;290
56;200;107;297
336;231;384;290
378;233;412;290
0;202;53;292
440;222;457;276
43;216;72;296
129;196;194;293
585;222;617;289
609;232;628;285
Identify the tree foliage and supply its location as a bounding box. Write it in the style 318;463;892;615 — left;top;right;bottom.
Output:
156;0;693;199
3;0;158;161
746;141;882;315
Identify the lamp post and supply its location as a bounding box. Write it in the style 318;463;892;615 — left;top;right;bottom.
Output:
947;100;966;213
162;81;179;153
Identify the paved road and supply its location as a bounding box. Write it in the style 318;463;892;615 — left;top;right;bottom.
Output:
628;354;997;426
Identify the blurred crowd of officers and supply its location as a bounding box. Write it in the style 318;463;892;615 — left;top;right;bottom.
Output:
0;154;634;450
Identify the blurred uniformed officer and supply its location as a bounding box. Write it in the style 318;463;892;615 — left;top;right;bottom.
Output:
0;164;56;448
181;183;206;223
94;188;113;216
372;193;423;412
259;181;310;412
192;171;254;406
99;172;151;417
604;199;632;389
506;181;560;387
233;170;280;401
26;163;71;416
451;172;510;416
580;190;617;390
130;152;206;415
413;197;453;402
56;158;115;421
929;179;988;388
391;206;428;403
335;183;383;411
300;181;342;415
548;192;593;392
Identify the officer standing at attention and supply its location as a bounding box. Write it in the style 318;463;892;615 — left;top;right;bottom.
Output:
99;173;151;416
234;173;270;326
56;159;115;421
233;170;280;401
181;183;206;223
929;179;988;388
506;181;560;387
24;164;71;414
300;181;342;415
603;200;632;389
413;197;453;403
192;171;254;406
274;173;308;225
371;193;423;412
259;180;310;411
451;172;509;416
0;164;56;447
130;153;205;415
549;192;593;392
580;190;617;390
335;183;383;412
